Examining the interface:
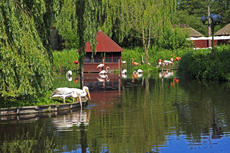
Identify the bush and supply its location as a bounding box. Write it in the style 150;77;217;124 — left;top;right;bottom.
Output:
178;45;230;81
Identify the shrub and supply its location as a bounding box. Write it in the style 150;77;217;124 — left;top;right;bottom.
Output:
178;45;230;81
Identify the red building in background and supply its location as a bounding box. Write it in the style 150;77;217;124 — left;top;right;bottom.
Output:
77;30;125;73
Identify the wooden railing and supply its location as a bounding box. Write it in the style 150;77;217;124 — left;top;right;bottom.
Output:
84;57;120;63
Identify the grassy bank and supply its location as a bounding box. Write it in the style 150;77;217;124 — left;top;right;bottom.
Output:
0;91;77;109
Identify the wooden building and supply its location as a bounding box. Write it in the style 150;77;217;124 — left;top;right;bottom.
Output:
78;30;125;73
187;23;230;49
214;23;230;45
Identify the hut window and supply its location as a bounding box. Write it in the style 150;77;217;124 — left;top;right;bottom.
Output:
94;81;98;87
113;52;120;63
84;56;92;63
93;53;102;63
84;53;93;63
85;82;89;86
105;53;112;63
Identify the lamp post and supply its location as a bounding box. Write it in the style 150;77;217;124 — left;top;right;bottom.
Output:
201;13;222;56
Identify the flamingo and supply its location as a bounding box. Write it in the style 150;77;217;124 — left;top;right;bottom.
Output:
163;60;172;65
137;69;143;74
74;78;79;84
171;78;179;86
132;58;140;66
132;71;138;82
98;73;108;79
74;60;79;64
97;75;110;82
164;70;174;78
66;70;72;77
96;58;105;71
66;75;72;81
97;75;110;87
50;87;82;105
122;73;127;78
141;55;151;65
175;57;181;61
99;66;110;75
122;69;127;74
122;60;126;64
171;54;181;61
158;59;162;65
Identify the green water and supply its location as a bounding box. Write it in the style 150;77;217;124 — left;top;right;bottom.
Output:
1;70;230;153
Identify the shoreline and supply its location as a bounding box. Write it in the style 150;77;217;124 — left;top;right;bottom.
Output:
0;97;88;117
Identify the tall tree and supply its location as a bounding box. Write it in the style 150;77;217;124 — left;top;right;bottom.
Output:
0;1;53;101
55;0;101;69
119;0;177;63
16;0;60;63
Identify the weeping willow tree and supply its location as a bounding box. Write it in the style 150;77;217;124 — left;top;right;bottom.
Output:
99;0;127;42
0;1;53;102
119;0;177;63
16;0;60;63
55;0;102;69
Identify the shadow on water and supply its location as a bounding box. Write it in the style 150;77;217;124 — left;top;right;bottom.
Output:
1;68;230;152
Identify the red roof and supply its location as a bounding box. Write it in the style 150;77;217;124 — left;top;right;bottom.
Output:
78;30;124;52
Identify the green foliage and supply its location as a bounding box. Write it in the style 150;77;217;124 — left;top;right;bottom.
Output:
0;1;53;102
54;0;79;49
122;46;191;67
113;69;119;74
178;45;230;81
16;0;61;63
122;47;144;64
134;64;158;74
157;25;192;50
119;0;177;63
52;48;79;72
55;0;101;67
1;124;57;153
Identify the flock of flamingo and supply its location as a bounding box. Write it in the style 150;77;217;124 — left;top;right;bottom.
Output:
158;54;181;66
51;54;181;105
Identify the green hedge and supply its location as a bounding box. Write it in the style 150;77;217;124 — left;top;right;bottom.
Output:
178;45;230;81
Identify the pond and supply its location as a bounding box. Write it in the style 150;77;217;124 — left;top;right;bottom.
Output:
1;69;230;153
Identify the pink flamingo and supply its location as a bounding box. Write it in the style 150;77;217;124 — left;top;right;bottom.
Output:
132;58;140;66
96;58;105;72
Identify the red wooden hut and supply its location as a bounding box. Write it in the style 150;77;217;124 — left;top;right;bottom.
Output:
78;30;125;73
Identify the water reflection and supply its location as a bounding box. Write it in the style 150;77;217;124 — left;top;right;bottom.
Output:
52;109;90;131
158;69;174;78
1;71;230;152
84;73;121;91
